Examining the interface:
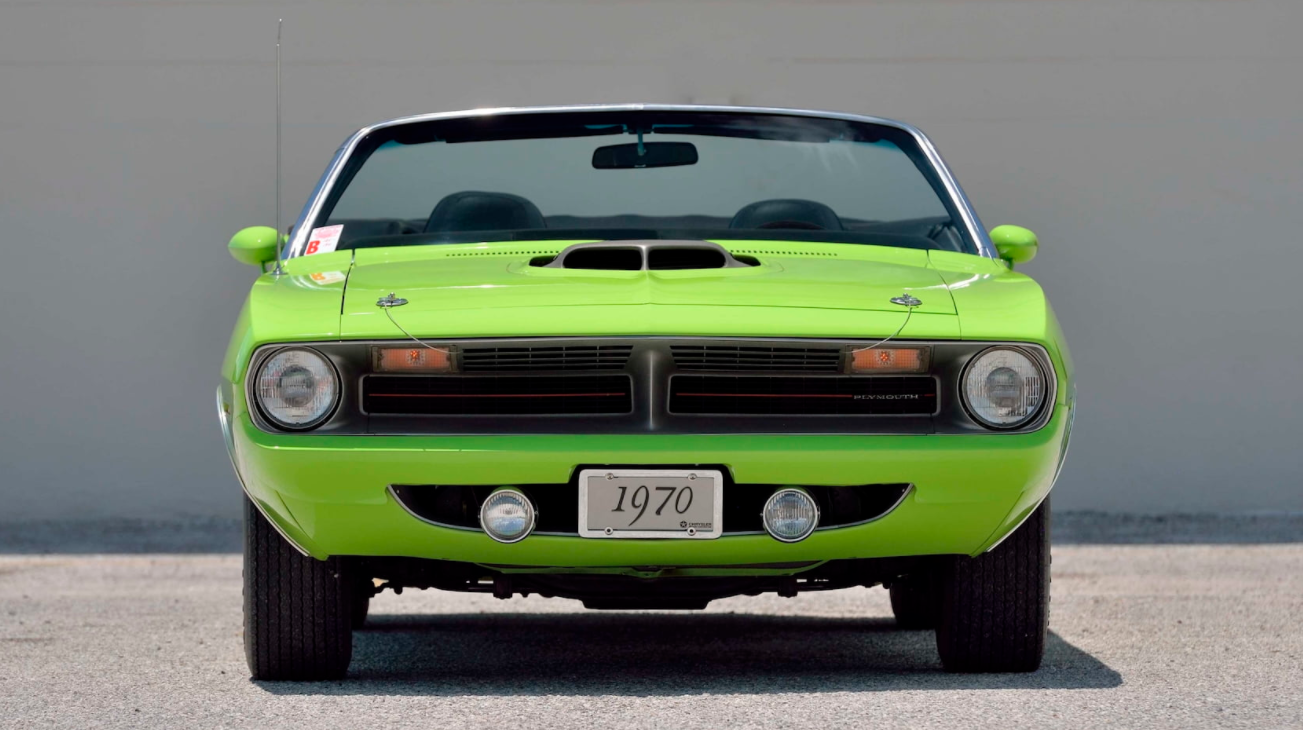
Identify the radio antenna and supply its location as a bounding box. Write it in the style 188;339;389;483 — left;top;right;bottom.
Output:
271;19;285;277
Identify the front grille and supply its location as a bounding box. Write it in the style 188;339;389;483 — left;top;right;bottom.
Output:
669;375;938;415
461;345;633;372
671;344;841;372
362;375;633;415
261;336;1058;435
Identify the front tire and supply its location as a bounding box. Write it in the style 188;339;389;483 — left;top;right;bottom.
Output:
889;573;940;629
243;496;354;681
936;499;1050;673
351;585;371;629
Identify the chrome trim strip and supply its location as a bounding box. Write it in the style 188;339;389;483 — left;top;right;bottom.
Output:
284;104;995;260
216;385;311;556
1053;386;1077;482
217;385;236;454
388;485;482;533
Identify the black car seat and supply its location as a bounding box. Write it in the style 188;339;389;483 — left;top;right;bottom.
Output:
424;191;547;233
729;199;844;231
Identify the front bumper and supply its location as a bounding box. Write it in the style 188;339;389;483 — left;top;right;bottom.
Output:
222;388;1068;570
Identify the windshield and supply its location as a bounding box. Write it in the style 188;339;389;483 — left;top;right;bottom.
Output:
302;111;977;255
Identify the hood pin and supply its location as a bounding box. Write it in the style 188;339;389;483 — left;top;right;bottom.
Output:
376;292;408;308
890;293;922;308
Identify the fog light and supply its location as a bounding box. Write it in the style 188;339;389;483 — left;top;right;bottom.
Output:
480;488;536;544
762;488;820;543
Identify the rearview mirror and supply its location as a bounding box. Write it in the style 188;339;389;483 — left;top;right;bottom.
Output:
593;142;698;169
989;225;1038;267
229;226;281;267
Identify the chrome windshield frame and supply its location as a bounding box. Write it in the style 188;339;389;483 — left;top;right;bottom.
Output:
283;104;997;260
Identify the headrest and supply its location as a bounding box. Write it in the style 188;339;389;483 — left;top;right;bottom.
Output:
728;199;844;231
424;191;546;233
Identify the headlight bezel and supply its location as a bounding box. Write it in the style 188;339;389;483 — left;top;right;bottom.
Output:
959;345;1051;431
250;346;342;431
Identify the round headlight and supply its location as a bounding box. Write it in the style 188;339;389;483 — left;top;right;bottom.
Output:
762;488;820;543
961;347;1047;429
480;488;536;544
254;348;339;429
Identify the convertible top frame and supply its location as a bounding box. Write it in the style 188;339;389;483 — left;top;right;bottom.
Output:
282;104;997;261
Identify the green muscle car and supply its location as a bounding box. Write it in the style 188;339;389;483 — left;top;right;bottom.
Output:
219;105;1073;680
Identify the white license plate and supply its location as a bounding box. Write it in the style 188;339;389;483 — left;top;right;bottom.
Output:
578;469;723;539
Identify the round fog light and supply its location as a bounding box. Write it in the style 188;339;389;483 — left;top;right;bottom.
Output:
762;488;820;543
480;488;536;544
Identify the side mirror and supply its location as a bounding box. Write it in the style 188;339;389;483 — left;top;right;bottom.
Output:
228;226;282;267
989;225;1038;267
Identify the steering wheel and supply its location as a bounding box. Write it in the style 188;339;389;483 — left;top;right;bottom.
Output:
756;220;826;231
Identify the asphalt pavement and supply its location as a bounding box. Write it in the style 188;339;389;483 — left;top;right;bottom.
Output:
1;542;1300;729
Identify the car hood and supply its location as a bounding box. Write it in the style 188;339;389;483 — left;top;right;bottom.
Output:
335;242;959;339
235;243;1060;385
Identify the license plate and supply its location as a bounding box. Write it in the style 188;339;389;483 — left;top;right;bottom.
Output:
578;469;723;539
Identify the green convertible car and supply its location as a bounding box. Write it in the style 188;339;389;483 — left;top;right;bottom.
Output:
218;105;1074;680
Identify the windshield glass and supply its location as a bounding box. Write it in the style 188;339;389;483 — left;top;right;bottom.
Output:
304;111;976;255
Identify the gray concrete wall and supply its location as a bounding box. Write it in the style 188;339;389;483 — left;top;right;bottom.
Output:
2;0;1300;519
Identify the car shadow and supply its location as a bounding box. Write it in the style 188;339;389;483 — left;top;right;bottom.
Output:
257;613;1121;696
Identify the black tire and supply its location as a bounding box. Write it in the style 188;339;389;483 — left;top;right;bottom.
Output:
243;496;354;681
889;573;940;629
936;499;1050;673
350;586;371;630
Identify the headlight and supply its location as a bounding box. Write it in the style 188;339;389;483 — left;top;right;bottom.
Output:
254;347;339;429
961;347;1047;429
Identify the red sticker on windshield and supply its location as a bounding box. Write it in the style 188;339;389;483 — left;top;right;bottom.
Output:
304;225;343;255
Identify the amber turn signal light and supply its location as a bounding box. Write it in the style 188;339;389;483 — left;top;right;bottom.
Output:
373;346;457;373
845;346;930;374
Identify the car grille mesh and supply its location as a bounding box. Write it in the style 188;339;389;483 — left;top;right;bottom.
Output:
351;340;956;427
461;345;633;372
670;344;842;372
669;375;937;416
363;375;633;415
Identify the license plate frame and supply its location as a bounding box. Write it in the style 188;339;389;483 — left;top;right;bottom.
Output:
578;468;724;539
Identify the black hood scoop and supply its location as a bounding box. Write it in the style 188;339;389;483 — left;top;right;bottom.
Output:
539;241;757;271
